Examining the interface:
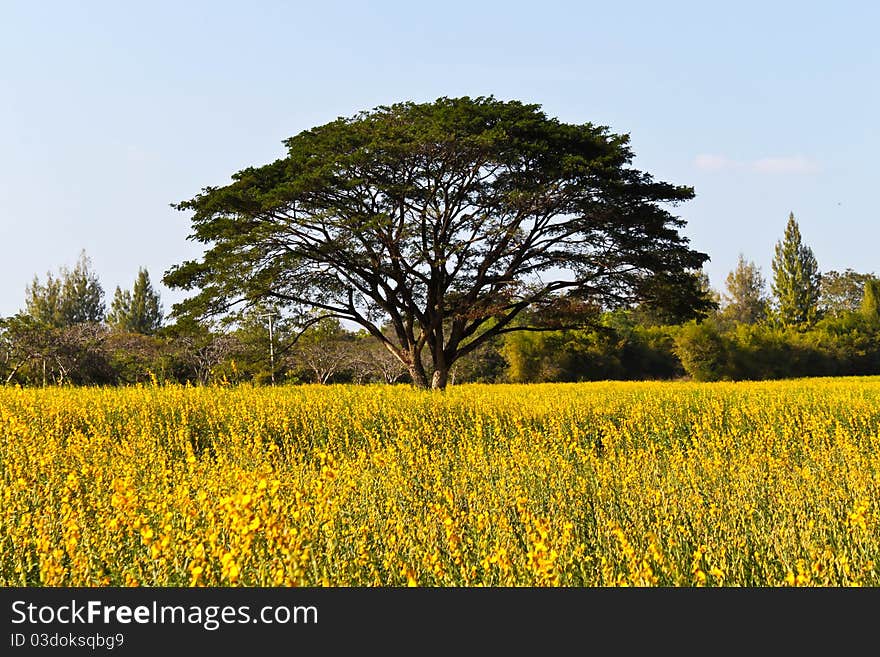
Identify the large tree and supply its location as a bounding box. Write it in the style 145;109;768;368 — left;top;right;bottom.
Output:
771;212;821;327
165;96;708;389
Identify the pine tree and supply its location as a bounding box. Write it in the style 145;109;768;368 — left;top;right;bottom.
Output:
722;254;768;324
25;251;105;327
25;272;64;327
771;213;821;327
107;268;163;334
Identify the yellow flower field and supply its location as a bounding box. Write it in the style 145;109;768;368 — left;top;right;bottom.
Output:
1;378;878;586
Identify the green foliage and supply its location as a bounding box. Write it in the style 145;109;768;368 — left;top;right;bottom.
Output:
771;213;820;327
5;252;109;385
672;320;731;381
23;274;63;327
502;318;681;383
631;269;717;326
25;251;105;327
820;269;876;317
502;332;559;383
103;331;166;384
810;313;880;375
448;336;507;384
726;324;792;379
107;268;163;334
860;279;880;324
722;254;768;324
672;313;880;382
728;324;828;380
619;325;683;380
0;316;113;386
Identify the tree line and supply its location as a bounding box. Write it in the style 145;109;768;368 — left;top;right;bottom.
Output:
1;210;877;387
671;213;880;382
0;251;412;386
503;212;880;383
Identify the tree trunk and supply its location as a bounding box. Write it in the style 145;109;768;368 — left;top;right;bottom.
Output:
4;358;27;385
408;347;430;389
409;366;429;389
431;368;449;390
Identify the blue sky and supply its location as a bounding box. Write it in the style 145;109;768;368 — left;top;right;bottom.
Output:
1;0;877;318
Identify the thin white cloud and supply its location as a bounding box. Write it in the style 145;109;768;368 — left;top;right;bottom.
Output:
751;156;820;174
695;154;820;174
694;154;737;171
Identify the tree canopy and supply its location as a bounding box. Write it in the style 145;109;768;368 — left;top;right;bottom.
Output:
26;250;105;327
820;269;876;317
722;254;768;324
164;96;708;388
107;268;163;335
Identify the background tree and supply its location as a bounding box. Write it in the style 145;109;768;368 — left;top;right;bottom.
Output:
722;254;768;324
287;317;356;384
0;314;49;385
40;322;113;386
672;320;731;382
11;252;108;385
348;331;410;384
224;306;298;384
771;213;821;327
103;330;166;384
0;314;112;386
502;330;561;383
23;273;63;328
820;269;876;317
107;268;163;334
161;317;239;385
165;96;708;389
861;279;880;323
26;250;105;327
447;336;507;384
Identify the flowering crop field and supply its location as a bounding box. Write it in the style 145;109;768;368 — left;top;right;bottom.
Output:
1;378;878;587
